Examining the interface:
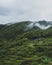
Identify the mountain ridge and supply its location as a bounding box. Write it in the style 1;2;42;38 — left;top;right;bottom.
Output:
0;20;52;41
0;20;52;30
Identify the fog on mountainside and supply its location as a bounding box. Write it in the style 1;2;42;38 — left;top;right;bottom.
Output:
25;20;52;30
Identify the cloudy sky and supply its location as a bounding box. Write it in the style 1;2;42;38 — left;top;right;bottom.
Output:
0;0;52;24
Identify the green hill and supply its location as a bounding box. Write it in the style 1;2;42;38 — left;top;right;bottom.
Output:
0;21;52;65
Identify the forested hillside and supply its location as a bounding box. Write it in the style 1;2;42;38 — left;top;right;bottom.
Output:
0;21;52;65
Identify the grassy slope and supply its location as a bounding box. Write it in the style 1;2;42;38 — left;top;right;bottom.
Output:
0;21;52;65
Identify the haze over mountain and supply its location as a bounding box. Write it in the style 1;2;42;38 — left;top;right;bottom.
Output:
26;20;52;30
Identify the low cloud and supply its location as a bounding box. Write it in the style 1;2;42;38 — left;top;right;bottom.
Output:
0;7;10;16
0;0;52;24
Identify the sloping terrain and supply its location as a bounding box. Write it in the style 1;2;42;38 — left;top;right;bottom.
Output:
0;21;52;65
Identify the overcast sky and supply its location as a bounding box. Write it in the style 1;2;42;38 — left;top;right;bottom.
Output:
0;0;52;24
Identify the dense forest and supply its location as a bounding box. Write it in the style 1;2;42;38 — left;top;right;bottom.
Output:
0;21;52;65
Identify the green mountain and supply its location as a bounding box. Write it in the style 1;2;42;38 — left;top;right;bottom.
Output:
0;21;52;65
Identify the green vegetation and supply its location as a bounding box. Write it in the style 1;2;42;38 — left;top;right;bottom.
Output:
0;21;52;65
